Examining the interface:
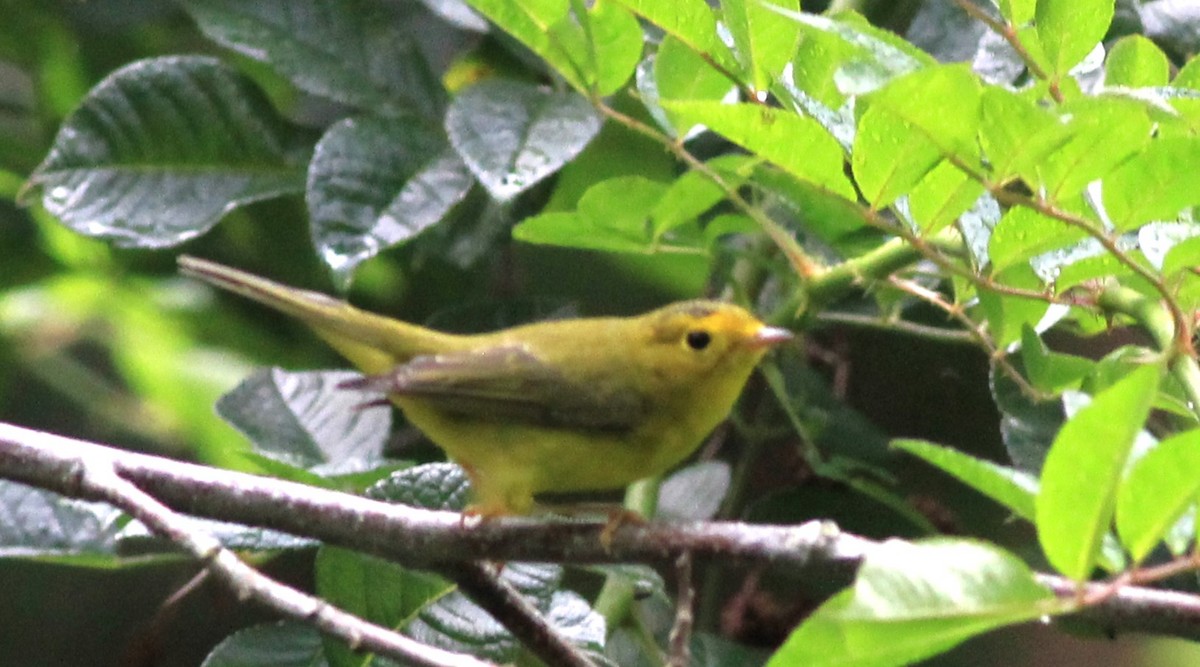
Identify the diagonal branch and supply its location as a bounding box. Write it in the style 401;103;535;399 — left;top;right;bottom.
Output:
61;440;489;667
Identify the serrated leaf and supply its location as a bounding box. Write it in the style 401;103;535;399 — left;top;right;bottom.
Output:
0;482;124;559
25;56;310;248
657;461;731;520
216;368;390;476
367;462;473;512
1102;137;1200;231
905;161;984;233
201;622;327;667
1117;429;1200;563
181;0;450;117
663;100;854;198
767;539;1061;667
893;440;1038;521
1035;0;1114;77
1037;364;1162;580
445;80;601;201
307;116;473;287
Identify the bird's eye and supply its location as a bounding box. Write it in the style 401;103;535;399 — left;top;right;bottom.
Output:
685;330;712;350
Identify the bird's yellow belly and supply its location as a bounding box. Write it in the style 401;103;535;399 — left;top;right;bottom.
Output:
398;400;703;514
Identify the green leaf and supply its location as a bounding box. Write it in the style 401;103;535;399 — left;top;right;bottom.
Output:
445;80;601;201
894;440;1039;521
585;0;644;95
978;87;1073;186
1036;363;1162;580
654;35;733;102
306;115;473;287
1035;0;1114;77
515;175;706;254
367;463;473;511
201;622;327;667
999;0;1035;25
25;56;311;248
1020;325;1094;393
853;104;940;208
721;0;800;94
612;0;732;70
905;161;984;233
0;482;123;560
216;368;390;476
987;206;1087;274
1117;429;1200;562
664;100;854;198
852;65;981;208
1102;137;1200;231
864;64;982;166
466;0;641;94
1106;35;1170;88
315;546;454;666
767;539;1060;667
1038;101;1150;201
181;0;449;117
989;354;1062;473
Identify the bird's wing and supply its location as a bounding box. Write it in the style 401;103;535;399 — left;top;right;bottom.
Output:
343;345;647;431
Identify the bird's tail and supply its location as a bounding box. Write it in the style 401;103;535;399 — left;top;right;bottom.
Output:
179;255;455;373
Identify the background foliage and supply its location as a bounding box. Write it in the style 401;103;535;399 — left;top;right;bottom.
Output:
6;0;1200;665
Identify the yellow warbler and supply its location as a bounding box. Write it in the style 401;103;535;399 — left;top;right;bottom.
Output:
179;256;792;515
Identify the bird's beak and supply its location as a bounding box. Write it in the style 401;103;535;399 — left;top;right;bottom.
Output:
749;325;794;349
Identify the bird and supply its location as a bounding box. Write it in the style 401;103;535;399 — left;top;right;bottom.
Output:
179;256;793;516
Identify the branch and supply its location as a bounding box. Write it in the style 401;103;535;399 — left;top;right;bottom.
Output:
56;437;489;667
6;422;1200;643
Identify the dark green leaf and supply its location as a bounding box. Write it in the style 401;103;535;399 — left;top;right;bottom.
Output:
216;368;390;476
201;622;327;667
989;356;1062;474
367;463;473;512
767;539;1061;667
182;0;452;117
26;56;310;248
315;546;453;665
307;116;473;287
445;80;601;201
1037;364;1161;579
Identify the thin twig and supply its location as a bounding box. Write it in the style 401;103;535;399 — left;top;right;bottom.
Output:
446;562;598;667
813;310;977;345
667;552;695;667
